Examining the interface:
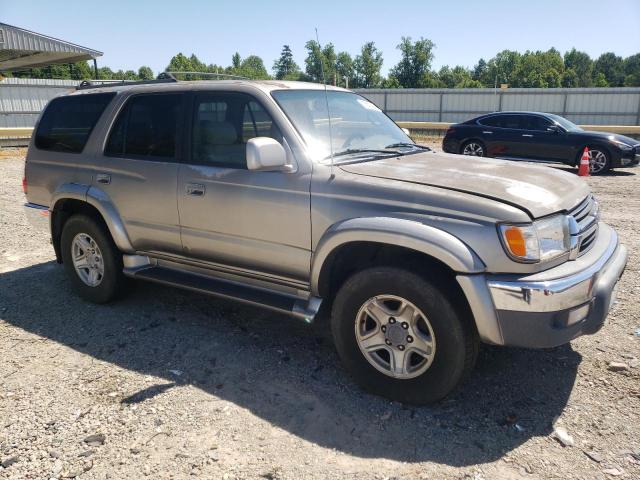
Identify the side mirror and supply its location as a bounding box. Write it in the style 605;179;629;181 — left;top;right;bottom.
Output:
402;127;411;136
547;125;562;134
246;137;288;171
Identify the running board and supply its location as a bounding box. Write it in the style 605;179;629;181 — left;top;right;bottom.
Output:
125;265;322;323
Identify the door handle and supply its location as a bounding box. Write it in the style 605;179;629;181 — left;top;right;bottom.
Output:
522;134;534;137
482;131;493;134
96;173;111;184
186;183;205;196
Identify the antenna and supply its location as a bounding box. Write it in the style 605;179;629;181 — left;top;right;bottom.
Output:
315;27;334;178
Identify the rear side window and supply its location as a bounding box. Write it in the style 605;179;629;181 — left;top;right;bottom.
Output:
105;94;183;160
479;115;524;129
35;93;115;153
523;115;553;131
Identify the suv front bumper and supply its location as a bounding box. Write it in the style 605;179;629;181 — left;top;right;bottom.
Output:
461;222;627;348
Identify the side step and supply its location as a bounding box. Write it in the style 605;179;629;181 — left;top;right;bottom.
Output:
127;266;322;322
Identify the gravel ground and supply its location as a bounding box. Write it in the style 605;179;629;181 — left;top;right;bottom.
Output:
0;147;639;480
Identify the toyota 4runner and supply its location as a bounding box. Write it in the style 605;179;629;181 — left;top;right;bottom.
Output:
23;77;628;404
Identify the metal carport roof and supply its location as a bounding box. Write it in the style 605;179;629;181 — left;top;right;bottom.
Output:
0;22;102;71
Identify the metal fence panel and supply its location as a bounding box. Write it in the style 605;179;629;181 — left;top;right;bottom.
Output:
356;87;640;126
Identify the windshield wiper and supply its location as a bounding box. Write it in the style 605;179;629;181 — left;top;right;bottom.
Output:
385;142;432;151
324;148;401;160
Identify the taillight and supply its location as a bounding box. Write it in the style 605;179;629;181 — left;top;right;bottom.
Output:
22;176;27;194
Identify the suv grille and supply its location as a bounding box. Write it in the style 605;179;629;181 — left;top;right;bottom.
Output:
568;195;599;257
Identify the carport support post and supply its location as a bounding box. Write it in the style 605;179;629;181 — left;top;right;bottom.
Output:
93;58;98;80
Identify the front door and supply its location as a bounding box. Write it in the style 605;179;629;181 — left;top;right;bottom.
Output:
177;91;312;283
95;92;185;255
513;115;574;161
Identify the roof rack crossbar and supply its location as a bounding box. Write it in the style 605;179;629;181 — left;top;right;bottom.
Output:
76;72;177;90
165;71;249;80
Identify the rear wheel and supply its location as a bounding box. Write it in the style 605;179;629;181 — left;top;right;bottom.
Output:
331;267;478;405
460;140;485;157
61;215;127;303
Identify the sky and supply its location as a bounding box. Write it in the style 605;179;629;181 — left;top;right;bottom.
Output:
1;0;639;77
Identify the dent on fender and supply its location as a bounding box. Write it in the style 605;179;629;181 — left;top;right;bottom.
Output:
310;217;486;295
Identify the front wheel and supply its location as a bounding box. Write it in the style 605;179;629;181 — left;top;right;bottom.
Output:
460;140;485;157
585;147;611;175
331;267;478;405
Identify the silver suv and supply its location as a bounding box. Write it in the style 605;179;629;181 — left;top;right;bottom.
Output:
24;78;628;404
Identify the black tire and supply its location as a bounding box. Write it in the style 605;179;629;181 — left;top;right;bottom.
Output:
60;214;126;304
460;140;486;157
331;267;478;405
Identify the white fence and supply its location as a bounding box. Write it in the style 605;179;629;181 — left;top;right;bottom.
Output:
2;79;640;127
355;87;640;126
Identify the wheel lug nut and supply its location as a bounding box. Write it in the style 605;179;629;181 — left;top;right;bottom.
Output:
401;322;409;329
385;339;392;346
407;336;413;343
398;345;405;351
381;325;386;333
389;317;396;324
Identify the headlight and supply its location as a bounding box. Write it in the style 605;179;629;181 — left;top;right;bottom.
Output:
499;214;570;263
610;138;632;149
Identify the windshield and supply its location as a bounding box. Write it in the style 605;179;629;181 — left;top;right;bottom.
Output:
271;90;412;163
548;114;583;132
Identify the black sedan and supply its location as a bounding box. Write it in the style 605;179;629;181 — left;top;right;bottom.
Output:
442;111;640;174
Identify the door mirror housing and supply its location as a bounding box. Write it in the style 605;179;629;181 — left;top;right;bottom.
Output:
246;137;289;171
547;125;563;134
401;127;411;136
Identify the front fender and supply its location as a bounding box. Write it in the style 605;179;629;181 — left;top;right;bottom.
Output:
310;217;485;296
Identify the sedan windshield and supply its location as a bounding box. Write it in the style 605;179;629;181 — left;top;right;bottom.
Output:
548;114;583;132
271;90;413;163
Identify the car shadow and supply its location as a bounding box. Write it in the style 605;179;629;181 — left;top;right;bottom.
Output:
550;165;636;176
0;261;580;466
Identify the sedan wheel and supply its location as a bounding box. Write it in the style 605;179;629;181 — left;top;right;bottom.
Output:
462;142;484;156
587;148;609;174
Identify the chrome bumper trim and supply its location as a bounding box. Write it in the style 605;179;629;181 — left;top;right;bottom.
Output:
487;227;625;313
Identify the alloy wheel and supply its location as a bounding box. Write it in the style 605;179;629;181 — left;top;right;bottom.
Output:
462;142;484;156
587;149;608;174
354;295;436;379
71;233;104;287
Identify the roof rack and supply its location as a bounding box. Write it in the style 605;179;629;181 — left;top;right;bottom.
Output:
165;71;249;80
76;72;177;90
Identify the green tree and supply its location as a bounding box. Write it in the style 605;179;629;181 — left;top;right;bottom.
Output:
593;52;625;86
138;66;154;80
353;42;384;88
512;49;563;87
231;52;242;70
593;72;609;87
304;40;337;84
623;53;640;86
482;50;521;86
273;45;300;80
166;53;194;72
239;55;270;79
564;49;593;87
389;37;436;88
336;52;354;87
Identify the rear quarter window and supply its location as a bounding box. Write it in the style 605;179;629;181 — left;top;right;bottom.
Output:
35;93;115;153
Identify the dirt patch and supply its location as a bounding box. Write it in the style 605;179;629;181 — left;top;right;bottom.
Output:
1;151;639;479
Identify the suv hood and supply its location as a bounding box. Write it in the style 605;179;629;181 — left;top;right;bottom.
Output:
339;152;590;219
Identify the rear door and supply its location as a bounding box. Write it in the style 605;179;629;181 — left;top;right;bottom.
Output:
478;114;524;158
94;92;185;255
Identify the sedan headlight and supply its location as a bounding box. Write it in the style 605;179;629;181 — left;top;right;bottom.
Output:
499;214;570;263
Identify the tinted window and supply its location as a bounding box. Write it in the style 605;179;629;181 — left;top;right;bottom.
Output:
478;115;503;127
35;93;115;153
479;114;525;129
192;93;281;169
106;94;182;159
523;115;553;131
